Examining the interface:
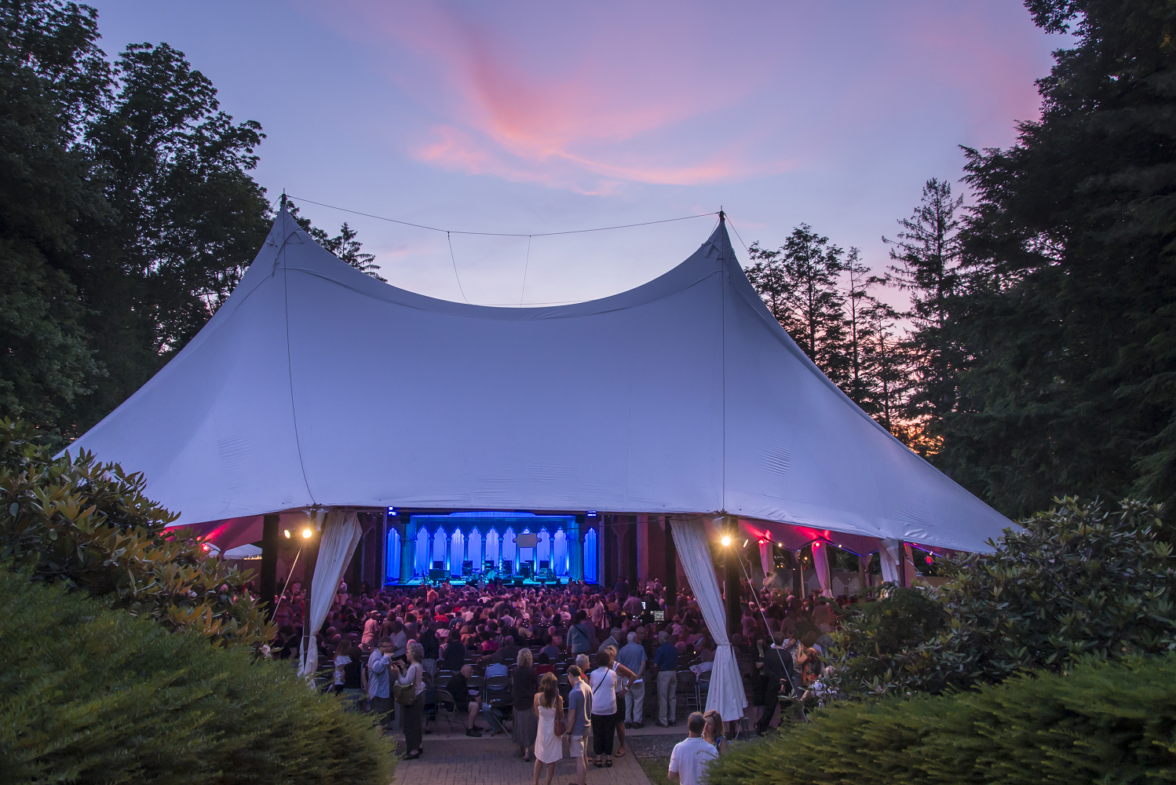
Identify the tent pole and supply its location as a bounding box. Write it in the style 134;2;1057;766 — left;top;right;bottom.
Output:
260;514;279;611
664;516;677;606
899;540;908;588
301;523;320;668
724;520;742;637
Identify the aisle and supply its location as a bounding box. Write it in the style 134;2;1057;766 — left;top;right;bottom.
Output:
392;733;652;785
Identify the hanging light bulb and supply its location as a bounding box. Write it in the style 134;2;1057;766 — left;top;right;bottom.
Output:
720;535;732;547
301;528;313;539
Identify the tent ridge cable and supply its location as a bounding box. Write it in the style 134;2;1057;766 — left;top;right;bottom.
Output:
280;224;317;505
720;208;727;515
519;235;532;305
285;194;716;238
447;231;470;304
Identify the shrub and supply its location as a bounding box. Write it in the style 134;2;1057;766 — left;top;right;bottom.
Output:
832;497;1176;696
708;653;1176;785
0;564;394;785
0;418;271;647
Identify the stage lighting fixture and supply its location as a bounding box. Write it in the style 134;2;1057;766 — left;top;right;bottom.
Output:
387;507;398;516
586;510;598;518
283;529;291;538
301;528;313;539
721;535;732;547
742;539;748;548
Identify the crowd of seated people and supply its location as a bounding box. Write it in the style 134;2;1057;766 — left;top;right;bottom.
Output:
262;572;856;764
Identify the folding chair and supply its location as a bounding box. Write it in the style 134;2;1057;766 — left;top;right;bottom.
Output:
483;675;512;734
434;688;458;734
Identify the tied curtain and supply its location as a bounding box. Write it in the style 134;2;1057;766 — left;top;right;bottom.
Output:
671;517;747;722
811;541;833;597
299;510;363;677
878;538;904;585
758;540;772;577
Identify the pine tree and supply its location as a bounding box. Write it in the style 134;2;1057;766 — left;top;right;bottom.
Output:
939;0;1176;515
884;178;964;432
842;248;877;409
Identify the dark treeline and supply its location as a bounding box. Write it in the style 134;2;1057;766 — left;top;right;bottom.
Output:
747;0;1176;518
0;0;379;443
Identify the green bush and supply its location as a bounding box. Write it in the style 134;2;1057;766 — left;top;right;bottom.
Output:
832;497;1176;696
0;418;271;647
709;653;1176;785
0;564;394;785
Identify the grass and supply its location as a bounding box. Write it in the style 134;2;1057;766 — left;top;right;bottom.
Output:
637;755;672;785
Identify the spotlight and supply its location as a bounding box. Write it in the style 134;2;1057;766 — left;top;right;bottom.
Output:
283;529;291;539
720;535;732;547
586;510;598;518
742;539;749;548
387;506;398;516
925;555;934;564
201;543;211;553
301;528;313;539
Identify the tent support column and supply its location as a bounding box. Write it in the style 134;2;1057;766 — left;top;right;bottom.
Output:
664;516;677;603
301;526;320;664
627;515;639;587
899;541;908;588
724;521;741;637
260;514;280;610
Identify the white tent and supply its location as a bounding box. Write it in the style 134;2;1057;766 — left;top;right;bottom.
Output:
69;207;1010;551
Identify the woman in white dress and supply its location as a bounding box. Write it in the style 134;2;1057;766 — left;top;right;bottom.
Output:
532;672;564;785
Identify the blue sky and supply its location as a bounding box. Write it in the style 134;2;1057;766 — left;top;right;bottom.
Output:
89;0;1061;307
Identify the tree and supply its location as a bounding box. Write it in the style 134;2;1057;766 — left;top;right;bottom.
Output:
70;41;273;433
862;298;915;440
285;199;385;281
0;1;109;437
884;178;964;432
937;0;1176;516
842;248;878;409
746;225;848;382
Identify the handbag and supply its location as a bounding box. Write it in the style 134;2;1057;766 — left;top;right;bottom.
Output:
394;664;418;705
553;698;566;738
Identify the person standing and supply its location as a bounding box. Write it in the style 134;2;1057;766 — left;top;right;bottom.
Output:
393;642;426;760
512;649;540;761
668;712;719;785
654;630;679;726
367;638;396;728
531;673;564;785
565;665;592;785
588;650;619;768
618;631;648;729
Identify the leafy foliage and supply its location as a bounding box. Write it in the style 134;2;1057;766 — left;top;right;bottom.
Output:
708;653;1176;785
0;564;394;785
0;418;273;648
832;497;1176;697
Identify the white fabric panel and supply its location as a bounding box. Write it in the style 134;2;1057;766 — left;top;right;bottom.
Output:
671;517;747;722
811;541;832;597
68;210;1011;553
299;511;362;677
758;541;772;577
878;538;902;584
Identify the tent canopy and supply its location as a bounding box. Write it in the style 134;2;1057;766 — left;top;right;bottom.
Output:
68;209;1011;552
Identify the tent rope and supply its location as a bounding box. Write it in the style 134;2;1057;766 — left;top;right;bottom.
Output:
447;231;470;303
284;194;718;238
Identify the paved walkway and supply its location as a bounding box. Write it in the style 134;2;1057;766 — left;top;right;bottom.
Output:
391;724;681;785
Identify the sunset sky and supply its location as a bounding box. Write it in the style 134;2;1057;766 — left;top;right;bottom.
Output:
90;0;1062;307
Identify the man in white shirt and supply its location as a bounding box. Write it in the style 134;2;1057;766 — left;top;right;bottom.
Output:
367;638;396;728
668;712;719;785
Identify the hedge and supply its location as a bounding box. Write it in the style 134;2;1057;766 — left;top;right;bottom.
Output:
0;565;394;785
708;653;1176;785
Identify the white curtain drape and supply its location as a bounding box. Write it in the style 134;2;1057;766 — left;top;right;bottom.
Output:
299;510;363;678
878;538;902;584
671;517;747;722
811;541;833;597
758;541;772;577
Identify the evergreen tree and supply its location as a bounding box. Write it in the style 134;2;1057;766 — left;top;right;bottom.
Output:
746;225;848;381
842;247;877;409
884;178;964;433
940;0;1176;515
862;299;915;442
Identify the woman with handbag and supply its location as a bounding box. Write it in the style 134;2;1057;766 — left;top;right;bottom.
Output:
588;650;619;768
531;672;564;785
393;642;426;760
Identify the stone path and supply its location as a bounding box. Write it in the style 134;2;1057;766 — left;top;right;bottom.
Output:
391;724;689;785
